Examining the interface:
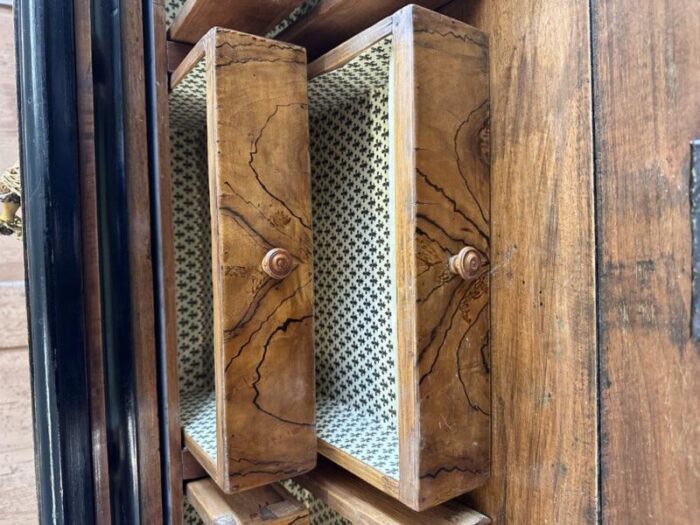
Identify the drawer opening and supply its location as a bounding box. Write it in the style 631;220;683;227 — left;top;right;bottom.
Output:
308;36;400;483
169;60;217;466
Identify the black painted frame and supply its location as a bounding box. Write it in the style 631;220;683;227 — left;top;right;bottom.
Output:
15;0;95;522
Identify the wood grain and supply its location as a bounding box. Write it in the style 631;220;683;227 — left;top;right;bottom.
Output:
153;0;184;521
122;0;163;518
276;0;450;61
307;5;490;511
169;0;306;44
592;0;700;523
0;348;37;524
296;458;491;525
187;478;308;525
440;0;599;523
172;28;316;493
73;0;111;520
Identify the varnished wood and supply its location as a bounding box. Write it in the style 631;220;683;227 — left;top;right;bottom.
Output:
277;0;449;61
296;458;490;525
308;6;489;511
73;0;111;520
122;0;164;519
187;478;309;525
153;0;185;521
172;28;316;493
440;0;599;523
169;0;306;44
593;0;700;523
182;448;208;481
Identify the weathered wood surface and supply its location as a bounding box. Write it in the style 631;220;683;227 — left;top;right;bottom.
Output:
172;28;316;492
397;6;490;510
187;478;309;525
296;458;491;525
592;0;700;522
308;6;490;511
169;0;305;44
277;0;450;61
440;0;598;523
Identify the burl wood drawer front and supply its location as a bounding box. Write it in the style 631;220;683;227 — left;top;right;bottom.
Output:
169;27;316;494
306;5;490;511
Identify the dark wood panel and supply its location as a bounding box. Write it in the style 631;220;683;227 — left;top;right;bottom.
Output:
277;0;450;61
440;0;598;523
122;0;163;519
592;0;700;523
169;0;305;44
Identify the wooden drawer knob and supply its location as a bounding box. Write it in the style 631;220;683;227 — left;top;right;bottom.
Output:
262;248;293;280
449;247;482;280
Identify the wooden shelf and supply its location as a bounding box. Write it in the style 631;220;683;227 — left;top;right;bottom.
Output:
276;0;451;60
294;458;490;525
169;0;306;44
187;478;309;525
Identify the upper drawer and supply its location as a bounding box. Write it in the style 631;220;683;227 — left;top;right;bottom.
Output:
305;5;490;511
169;27;316;494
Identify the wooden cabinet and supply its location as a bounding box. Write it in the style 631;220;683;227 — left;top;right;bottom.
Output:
165;0;490;518
169;27;316;494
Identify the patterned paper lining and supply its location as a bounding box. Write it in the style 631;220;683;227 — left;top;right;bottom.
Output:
169;61;217;463
309;37;400;480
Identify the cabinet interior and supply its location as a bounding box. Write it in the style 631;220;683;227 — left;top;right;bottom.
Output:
308;36;400;481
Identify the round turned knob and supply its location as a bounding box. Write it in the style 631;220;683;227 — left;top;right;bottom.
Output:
449;246;482;280
262;248;293;280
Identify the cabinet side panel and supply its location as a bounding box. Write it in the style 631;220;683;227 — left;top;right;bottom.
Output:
209;30;316;492
402;7;490;510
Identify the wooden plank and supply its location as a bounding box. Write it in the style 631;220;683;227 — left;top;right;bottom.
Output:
207;29;316;493
153;0;184;521
0;237;24;282
439;0;598;523
167;39;193;75
395;7;490;510
182;447;208;481
296;458;490;525
277;0;450;61
187;478;309;525
169;0;306;44
0;348;37;524
122;0;163;519
592;0;700;523
0;284;27;350
73;0;111;520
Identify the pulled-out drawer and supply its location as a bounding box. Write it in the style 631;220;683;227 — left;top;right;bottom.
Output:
169;27;316;493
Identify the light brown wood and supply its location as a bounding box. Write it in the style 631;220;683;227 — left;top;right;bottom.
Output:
277;0;450;61
307;5;490;511
0;348;38;524
0;285;27;350
0;236;24;281
593;0;700;523
0;7;17;172
169;0;306;44
439;0;599;523
73;0;111;520
171;28;316;493
187;478;309;525
153;0;185;521
122;0;163;519
296;458;490;525
167;39;193;75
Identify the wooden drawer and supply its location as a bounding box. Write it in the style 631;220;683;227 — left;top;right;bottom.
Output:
169;27;316;493
305;5;490;511
166;2;489;512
